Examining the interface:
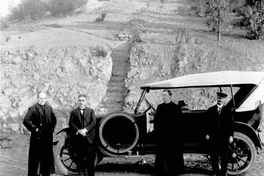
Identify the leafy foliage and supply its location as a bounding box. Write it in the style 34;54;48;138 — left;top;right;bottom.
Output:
8;0;87;21
95;12;107;22
0;18;10;29
46;0;87;17
188;0;208;17
204;0;231;41
91;45;108;57
233;0;264;39
8;0;46;21
188;0;264;40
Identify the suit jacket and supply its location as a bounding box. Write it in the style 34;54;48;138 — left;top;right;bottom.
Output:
207;104;234;141
23;103;57;175
69;107;96;145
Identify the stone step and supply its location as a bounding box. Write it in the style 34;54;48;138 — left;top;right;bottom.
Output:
102;97;124;104
105;87;127;96
106;86;124;92
112;59;129;63
112;54;130;59
112;61;129;67
108;81;126;87
112;72;127;77
112;69;128;75
104;91;124;98
110;75;125;82
112;64;128;69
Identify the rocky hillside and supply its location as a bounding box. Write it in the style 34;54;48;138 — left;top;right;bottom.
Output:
1;0;264;133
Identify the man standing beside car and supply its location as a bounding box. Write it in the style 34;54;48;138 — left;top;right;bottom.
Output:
69;94;96;176
23;91;57;176
151;89;184;176
206;92;234;176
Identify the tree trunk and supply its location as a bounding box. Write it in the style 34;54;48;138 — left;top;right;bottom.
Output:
217;30;221;41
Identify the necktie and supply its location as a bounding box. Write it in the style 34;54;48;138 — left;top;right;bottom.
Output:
218;107;221;114
79;108;85;128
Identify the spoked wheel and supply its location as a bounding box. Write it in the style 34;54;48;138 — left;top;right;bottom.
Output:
227;132;256;175
54;138;102;175
54;138;78;175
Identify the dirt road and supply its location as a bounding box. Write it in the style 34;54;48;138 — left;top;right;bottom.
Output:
0;134;263;176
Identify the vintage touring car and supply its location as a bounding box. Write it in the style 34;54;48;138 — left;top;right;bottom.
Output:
54;71;264;175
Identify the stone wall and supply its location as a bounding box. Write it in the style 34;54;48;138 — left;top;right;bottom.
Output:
0;45;112;133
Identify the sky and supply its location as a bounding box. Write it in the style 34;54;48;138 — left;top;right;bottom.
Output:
0;0;21;17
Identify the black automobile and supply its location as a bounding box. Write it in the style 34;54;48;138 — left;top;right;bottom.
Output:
54;71;263;175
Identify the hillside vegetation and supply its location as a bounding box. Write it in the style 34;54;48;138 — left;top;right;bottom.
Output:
0;0;264;133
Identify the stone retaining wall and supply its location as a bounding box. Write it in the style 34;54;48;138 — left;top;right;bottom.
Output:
0;45;112;133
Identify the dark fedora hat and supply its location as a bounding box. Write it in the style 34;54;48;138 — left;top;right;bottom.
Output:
178;100;188;107
217;92;227;98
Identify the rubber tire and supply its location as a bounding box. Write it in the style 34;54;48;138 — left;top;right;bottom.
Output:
98;111;139;156
227;132;257;175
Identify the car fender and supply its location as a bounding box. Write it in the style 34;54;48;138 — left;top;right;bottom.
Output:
234;121;262;149
53;127;71;146
56;127;71;135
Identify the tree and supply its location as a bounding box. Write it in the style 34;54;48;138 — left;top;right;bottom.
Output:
234;0;264;39
205;0;230;41
8;0;46;21
47;0;87;17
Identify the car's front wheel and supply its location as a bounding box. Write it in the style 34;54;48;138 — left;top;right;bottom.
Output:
54;138;102;175
227;132;256;175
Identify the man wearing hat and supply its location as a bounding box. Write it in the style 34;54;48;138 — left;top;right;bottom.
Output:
206;92;234;176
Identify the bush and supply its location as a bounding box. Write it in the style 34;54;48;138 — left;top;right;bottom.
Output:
8;0;46;21
233;2;264;40
91;45;108;57
0;18;9;29
95;12;107;22
47;0;87;17
188;0;208;17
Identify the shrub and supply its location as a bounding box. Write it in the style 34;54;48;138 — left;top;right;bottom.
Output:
47;0;87;17
188;0;208;17
8;0;46;21
5;36;11;42
95;12;107;22
91;45;108;57
0;18;9;29
233;3;264;40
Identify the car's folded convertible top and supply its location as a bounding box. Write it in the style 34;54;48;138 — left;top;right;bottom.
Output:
141;71;264;89
141;71;264;112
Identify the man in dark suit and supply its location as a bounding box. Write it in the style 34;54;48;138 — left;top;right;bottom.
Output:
206;92;234;176
23;91;57;176
152;90;183;176
69;94;96;176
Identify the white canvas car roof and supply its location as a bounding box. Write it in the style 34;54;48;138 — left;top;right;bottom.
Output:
141;71;264;89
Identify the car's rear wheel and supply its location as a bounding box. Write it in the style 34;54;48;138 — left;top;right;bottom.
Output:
54;138;102;175
227;132;256;175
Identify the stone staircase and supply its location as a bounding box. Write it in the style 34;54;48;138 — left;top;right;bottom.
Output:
100;41;131;112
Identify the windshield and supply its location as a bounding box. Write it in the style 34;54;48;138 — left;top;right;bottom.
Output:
135;86;242;114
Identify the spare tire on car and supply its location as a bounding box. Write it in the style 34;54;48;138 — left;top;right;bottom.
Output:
98;111;139;156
